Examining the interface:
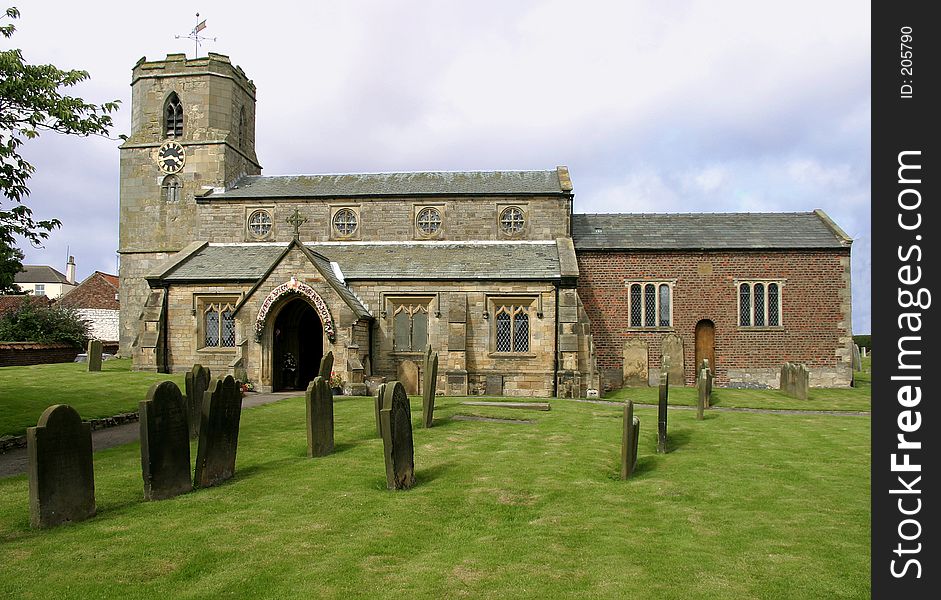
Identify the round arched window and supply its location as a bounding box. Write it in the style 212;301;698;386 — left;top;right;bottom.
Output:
416;207;441;235
500;206;525;234
332;208;358;236
247;210;272;238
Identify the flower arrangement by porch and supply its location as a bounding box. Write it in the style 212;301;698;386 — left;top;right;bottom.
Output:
329;371;344;391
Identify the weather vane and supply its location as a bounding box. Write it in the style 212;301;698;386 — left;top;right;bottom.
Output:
175;12;216;58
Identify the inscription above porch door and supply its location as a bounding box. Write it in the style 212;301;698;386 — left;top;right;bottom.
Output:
694;320;715;376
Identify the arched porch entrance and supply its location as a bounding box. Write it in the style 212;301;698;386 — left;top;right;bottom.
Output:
272;297;323;391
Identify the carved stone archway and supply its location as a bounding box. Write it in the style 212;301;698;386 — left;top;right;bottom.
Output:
255;277;336;343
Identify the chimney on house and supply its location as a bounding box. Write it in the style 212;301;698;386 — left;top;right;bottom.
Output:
66;255;76;284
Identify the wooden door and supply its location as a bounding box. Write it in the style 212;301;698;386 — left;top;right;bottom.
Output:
695;320;715;374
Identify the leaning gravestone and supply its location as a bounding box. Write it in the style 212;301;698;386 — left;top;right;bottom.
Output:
27;404;96;528
140;381;192;500
194;375;243;488
379;381;416;490
86;339;103;372
318;351;334;381
306;375;334;457
421;347;439;428
620;400;640;480
185;364;211;439
657;372;668;454
852;344;862;371
374;383;386;437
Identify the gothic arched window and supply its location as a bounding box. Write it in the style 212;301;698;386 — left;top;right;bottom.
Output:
161;175;182;203
165;93;183;137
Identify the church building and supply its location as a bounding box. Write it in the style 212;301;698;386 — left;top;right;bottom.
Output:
118;53;854;396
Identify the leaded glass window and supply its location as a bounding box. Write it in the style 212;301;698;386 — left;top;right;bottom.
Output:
332;208;358;236
627;281;673;328
768;283;780;326
416;207;441;235
754;283;765;326
500;206;525;234
165;93;183;137
739;284;751;326
248;210;272;238
392;304;429;351
630;284;642;327
739;281;783;327
162;175;182;203
494;304;530;353
203;301;236;348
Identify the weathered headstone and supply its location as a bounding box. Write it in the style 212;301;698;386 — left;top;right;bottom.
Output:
421;346;439;428
184;364;211;439
699;359;712;408
398;359;419;395
485;374;503;396
27;404;96;528
194;375;243;488
379;381;416;490
318;350;334;381
374;383;386;437
140;381;192;500
305;375;334;457
780;362;809;400
660;334;685;388
620;400;639;479
852;344;862;371
861;346;867;358
622;339;648;387
696;369;707;420
657;372;668;453
86;339;102;372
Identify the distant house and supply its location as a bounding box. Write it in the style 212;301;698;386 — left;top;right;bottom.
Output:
14;257;77;299
57;271;120;342
0;294;52;318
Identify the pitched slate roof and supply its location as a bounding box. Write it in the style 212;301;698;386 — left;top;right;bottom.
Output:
572;211;852;250
211;170;569;199
14;265;72;284
159;241;562;283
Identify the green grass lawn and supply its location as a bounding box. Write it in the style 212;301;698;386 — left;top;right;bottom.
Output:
0;359;186;437
0;393;870;598
605;360;871;412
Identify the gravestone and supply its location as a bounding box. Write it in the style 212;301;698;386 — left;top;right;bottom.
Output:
620;400;640;480
86;339;102;372
398;359;419;395
318;350;334;381
485;374;503;396
779;362;810;400
140;381;192;500
421;346;439;428
657;372;668;453
660;334;684;388
622;339;648;387
374;383;386;437
379;381;416;490
697;368;708;420
184;364;211;439
194;375;243;488
852;344;862;371
27;404;96;528
861;346;867;358
699;359;712;408
305;376;334;457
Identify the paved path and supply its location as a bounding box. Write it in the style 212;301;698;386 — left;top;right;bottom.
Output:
0;392;299;479
570;397;870;417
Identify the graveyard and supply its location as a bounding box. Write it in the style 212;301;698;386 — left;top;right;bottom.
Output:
0;357;871;598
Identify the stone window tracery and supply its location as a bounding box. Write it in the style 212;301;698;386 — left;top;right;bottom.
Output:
332;208;358;237
165;93;183;137
161;175;182;203
392;304;429;352
626;281;673;328
416;207;442;235
738;281;783;327
247;209;272;238
499;206;525;235
202;300;237;348
493;302;531;353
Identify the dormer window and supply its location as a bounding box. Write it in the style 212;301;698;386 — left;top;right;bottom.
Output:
165;93;183;137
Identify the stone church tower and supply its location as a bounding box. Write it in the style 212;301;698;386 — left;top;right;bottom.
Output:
118;53;261;355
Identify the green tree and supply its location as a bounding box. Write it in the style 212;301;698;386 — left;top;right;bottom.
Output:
0;238;22;292
0;295;90;347
1;6;119;263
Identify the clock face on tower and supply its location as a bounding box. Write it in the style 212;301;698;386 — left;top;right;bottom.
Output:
157;140;186;174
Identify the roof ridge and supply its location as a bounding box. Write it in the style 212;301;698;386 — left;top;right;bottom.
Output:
237;169;557;179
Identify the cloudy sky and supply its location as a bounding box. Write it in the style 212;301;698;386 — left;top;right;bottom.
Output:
9;1;871;332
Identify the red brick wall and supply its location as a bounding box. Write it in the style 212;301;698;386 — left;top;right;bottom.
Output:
0;343;80;367
576;249;852;388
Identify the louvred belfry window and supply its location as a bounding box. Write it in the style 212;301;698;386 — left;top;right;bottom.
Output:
165;93;183;137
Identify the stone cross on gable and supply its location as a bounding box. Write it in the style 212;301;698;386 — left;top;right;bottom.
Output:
287;208;308;239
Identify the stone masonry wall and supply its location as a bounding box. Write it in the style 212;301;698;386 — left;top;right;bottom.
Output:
576;249;853;389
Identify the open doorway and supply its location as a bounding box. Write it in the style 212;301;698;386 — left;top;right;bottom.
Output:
272;297;323;391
